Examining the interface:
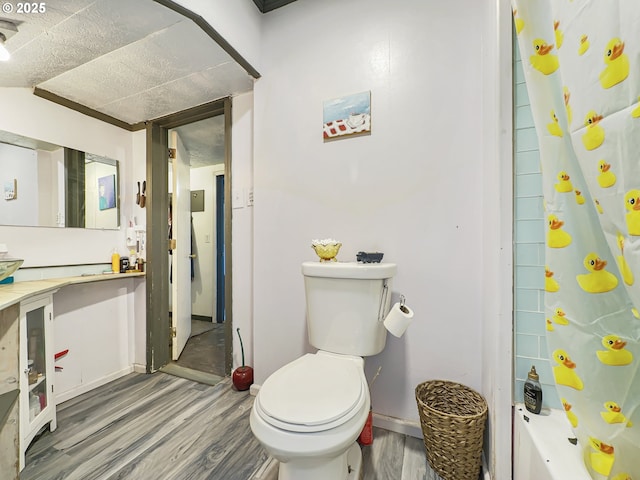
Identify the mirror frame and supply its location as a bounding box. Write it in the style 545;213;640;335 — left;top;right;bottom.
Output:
0;134;121;230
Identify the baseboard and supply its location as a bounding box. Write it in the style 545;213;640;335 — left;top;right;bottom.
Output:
249;383;261;396
132;363;146;373
372;412;422;439
482;452;491;480
55;366;134;405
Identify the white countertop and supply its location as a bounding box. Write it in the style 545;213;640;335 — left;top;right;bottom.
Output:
0;272;145;311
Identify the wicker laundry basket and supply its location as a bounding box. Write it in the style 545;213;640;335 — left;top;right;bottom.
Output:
415;380;488;480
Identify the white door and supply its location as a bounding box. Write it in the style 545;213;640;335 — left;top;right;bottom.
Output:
170;130;192;360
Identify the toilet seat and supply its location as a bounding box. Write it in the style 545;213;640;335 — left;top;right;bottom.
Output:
256;352;366;433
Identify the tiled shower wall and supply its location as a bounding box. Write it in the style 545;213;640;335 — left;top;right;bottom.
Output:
513;34;561;409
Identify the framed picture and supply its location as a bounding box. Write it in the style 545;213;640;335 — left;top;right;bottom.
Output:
4;179;17;200
323;91;371;140
98;174;116;210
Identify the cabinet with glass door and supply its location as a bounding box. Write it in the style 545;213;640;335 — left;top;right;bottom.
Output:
19;293;56;470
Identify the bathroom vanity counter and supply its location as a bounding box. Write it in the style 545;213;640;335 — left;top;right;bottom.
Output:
0;272;145;311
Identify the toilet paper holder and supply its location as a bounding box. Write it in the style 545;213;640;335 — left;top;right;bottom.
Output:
399;295;410;314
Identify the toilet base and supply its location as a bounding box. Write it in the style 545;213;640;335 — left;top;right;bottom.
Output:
277;442;362;480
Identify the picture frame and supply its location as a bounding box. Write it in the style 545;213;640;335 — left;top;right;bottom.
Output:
98;174;116;210
323;91;371;140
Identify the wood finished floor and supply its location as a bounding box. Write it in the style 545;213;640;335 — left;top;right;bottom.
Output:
173;320;226;378
22;372;441;480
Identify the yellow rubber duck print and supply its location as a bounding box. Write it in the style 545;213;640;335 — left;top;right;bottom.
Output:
624;189;640;235
552;349;583;390
597;335;633;366
547;111;563;137
562;398;578;427
574;190;585;205
554;171;573;192
577;253;618;293
601;401;633;427
545;266;560;292
530;39;559;75
547;214;572;248
595;199;604;214
633;307;640;319
588;438;615;476
633;97;640;118
513;9;524;35
553;21;564;49
616;232;634;286
552;308;569;325
582;111;605;150
546;319;554;331
597;160;616;188
600;38;629;89
578;35;590;56
563;87;572;125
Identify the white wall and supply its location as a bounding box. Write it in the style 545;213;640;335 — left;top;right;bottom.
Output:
0;87;148;381
53;280;137;403
190;164;223;318
255;0;483;415
480;1;513;478
231;92;255;367
252;1;511;478
0;88;136;266
173;0;263;73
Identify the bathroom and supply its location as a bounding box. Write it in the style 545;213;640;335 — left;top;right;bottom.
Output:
2;0;607;478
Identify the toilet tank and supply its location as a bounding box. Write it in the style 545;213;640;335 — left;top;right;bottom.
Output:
302;261;397;356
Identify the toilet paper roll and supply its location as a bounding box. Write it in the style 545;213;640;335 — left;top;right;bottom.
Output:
383;302;414;338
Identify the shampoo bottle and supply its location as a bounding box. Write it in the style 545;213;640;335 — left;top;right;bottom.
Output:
111;249;120;273
524;365;542;414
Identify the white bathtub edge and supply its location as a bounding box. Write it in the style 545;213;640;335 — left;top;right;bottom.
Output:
513;403;590;479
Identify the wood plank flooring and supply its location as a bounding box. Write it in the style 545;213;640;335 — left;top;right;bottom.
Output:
174;320;225;377
21;372;441;480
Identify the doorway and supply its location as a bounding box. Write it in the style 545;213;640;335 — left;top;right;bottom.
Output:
168;126;227;378
145;98;233;378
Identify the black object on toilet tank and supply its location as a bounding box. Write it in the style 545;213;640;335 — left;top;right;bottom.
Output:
356;252;384;263
119;257;129;273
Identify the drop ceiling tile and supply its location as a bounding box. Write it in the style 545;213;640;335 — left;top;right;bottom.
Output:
95;62;253;124
0;0;182;86
38;18;238;108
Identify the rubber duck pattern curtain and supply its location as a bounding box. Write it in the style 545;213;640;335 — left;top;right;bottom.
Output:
512;1;640;478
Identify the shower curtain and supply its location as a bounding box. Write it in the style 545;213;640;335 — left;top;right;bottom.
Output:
512;1;640;478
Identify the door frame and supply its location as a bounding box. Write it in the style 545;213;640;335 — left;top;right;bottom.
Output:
145;97;233;375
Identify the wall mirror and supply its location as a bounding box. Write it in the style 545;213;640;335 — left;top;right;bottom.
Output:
0;129;120;229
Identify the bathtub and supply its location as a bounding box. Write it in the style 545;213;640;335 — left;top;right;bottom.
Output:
513;403;590;479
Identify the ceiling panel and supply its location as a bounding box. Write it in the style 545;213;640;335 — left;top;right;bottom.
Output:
38;19;238;111
0;0;256;127
174;115;225;168
1;0;259;165
1;0;181;87
93;62;253;124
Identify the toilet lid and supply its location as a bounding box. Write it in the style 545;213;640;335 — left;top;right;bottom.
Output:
257;353;365;431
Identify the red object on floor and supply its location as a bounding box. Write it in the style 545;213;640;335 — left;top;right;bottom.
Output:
232;366;254;391
358;408;373;445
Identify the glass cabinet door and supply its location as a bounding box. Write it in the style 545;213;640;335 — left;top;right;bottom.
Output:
26;306;47;423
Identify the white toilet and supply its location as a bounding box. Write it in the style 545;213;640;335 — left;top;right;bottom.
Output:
250;261;397;480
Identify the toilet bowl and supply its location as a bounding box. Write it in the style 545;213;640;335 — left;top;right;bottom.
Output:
250;351;370;480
